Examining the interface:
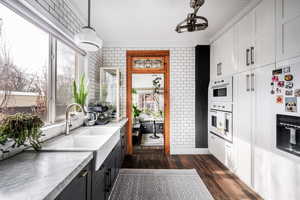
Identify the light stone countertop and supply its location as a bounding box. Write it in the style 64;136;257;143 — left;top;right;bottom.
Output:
0;118;128;200
0;151;93;200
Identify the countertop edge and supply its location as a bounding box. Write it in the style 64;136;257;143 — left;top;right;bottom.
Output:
44;153;93;200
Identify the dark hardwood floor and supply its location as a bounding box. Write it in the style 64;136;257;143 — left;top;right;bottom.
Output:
122;149;262;200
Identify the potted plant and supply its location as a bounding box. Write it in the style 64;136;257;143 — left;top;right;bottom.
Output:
132;105;142;124
0;113;44;160
73;75;88;110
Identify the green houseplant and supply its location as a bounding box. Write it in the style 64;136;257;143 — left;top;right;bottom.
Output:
132;105;142;119
73;75;88;109
0;113;44;158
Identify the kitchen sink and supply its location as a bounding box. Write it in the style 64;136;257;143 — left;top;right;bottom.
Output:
76;126;120;136
40;126;121;170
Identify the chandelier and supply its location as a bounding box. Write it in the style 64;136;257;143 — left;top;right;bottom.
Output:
175;0;208;33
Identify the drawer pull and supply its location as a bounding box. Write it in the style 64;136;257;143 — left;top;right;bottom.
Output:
80;170;88;177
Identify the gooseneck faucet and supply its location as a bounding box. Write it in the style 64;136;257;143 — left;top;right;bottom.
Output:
65;103;84;135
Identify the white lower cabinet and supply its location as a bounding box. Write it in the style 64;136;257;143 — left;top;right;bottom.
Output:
234;64;275;191
225;142;235;172
252;64;274;199
234;70;253;186
208;133;235;171
208;133;225;164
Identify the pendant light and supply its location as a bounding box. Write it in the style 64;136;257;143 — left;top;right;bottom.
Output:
74;0;102;52
175;0;208;33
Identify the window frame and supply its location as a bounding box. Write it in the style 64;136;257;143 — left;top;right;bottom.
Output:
0;3;85;126
46;36;82;125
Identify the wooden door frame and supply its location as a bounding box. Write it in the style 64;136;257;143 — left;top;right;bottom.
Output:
126;50;170;155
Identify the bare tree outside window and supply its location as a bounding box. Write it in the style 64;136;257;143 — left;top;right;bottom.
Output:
0;4;49;122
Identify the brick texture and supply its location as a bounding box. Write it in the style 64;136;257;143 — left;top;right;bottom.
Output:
102;47;196;149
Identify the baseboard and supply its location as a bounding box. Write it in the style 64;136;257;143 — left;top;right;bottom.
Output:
170;147;210;155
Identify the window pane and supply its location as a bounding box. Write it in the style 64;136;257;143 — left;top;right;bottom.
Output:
0;4;49;122
55;41;76;122
132;57;163;69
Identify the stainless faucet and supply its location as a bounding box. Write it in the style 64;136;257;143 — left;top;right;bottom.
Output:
65;103;84;135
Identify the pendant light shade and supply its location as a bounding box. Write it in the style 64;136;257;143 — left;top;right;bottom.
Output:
74;0;102;52
75;26;102;52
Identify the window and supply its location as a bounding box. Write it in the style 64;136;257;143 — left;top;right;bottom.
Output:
0;4;49;122
132;57;163;70
55;41;77;122
0;3;85;125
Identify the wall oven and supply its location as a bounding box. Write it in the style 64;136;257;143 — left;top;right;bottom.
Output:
209;76;233;102
209;102;233;143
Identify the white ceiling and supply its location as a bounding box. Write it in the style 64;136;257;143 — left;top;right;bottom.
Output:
70;0;251;47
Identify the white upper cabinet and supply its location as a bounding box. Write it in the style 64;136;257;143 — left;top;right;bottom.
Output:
276;0;300;61
237;0;275;72
237;11;255;72
220;27;237;77
210;27;237;79
210;0;275;76
254;0;275;68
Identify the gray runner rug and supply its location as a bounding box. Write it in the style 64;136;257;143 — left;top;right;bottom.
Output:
109;169;214;200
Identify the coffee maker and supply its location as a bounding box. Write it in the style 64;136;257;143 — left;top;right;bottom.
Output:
87;103;113;125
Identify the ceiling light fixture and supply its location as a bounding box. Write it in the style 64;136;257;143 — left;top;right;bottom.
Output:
175;0;208;33
74;0;102;52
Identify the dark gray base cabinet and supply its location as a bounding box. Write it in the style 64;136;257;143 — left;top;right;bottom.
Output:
57;126;127;200
56;163;92;200
92;140;124;200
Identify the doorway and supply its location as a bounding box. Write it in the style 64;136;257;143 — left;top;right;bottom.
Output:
126;50;170;155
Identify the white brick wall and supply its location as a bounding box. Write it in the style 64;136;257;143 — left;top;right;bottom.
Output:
102;47;199;153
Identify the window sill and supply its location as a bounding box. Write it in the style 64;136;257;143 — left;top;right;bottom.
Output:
41;117;85;142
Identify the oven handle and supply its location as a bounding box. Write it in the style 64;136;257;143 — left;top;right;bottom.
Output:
224;113;232;133
211;83;230;89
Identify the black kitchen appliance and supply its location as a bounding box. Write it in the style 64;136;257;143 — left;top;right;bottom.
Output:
87;103;113;125
277;114;300;157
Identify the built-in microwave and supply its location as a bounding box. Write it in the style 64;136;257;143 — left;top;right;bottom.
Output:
209;76;233;102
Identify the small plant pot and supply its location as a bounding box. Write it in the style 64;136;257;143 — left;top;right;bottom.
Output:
0;140;25;161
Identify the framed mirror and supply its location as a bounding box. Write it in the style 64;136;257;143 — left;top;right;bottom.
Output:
100;67;121;121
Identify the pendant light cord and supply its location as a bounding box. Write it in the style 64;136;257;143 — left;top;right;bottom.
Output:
88;0;91;27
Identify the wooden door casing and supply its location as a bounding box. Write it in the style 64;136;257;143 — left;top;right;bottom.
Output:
126;50;170;155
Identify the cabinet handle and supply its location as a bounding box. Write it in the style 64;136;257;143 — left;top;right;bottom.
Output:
246;49;250;66
217;62;222;76
246;74;250;92
250;47;255;65
80;170;88;177
251;73;255;91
